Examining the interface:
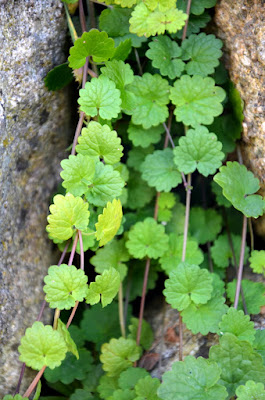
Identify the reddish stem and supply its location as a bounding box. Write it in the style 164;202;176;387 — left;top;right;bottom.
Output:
78;230;84;271
66;301;79;328
71;112;85;156
79;0;87;33
181;174;192;263
182;0;192;41
136;258;151;345
68;233;79;266
234;215;248;309
23;366;46;398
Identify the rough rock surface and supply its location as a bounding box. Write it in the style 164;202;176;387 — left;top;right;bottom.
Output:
214;0;265;233
0;1;71;395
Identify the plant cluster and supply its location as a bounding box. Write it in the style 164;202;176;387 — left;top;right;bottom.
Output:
4;1;265;400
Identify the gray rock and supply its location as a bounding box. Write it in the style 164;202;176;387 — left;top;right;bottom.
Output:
0;0;71;395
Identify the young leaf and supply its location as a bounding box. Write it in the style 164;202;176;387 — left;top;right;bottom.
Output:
135;375;161;400
127;73;170;129
86;268;120;307
218;308;255;344
211;234;249;269
146;36;185;79
76;121;123;165
159;233;204;275
118;367;149;390
170;75;226;127
44;349;93;385
253;330;265;364
189;207;222;244
173;126;224;176
43;264;88;310
57;319;78;359
128;317;154;350
236;381;265;400
226;279;265;314
128;123;164;148
85;163;124;207
100;337;142;377
115;0;138;7
47;194;90;241
78;76;122;120
95;198;123;246
181;33;223;76
126;217;169;259
127;170;156;210
163;262;213;310
44;63;73;91
158;356;228;400
209;333;265;398
249;250;265;276
213;161;265;218
60;154;96;196
141;149;182;192
68;29;115;69
18;322;67;370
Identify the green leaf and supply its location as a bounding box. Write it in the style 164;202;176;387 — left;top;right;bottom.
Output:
177;0;217;15
141;149;182;192
112;39;132;61
128;317;154;350
128;123;164;148
213;161;265;218
218;308;255;344
208;114;240;154
99;7;131;37
78;76;122;120
209;333;265;398
159;233;204;275
175;12;211;39
228;81;244;124
211;181;232;208
158;192;176;222
33;381;41;400
43;264;88;310
68;325;85;348
57;319;78;359
127;170;156;210
173;126;224;176
46;194;90;241
86;163;124;207
181;33;222;76
158;355;227;400
146;36;185;79
250;250;265;276
68;29;115;69
253;330;265;364
95;198;123;246
124;261;158;301
97;375;119;399
44;63;73;91
170;75;226;127
100;337;142;377
76;121;123;165
127;145;154;172
164;262;213;310
86;268;120;307
44;349;93;385
118;367;149;390
126;218;169;259
108;389;136;400
60;154;95;196
135;376;161;400
128;73;170;129
18;322;67;370
189;207;222;244
3;396;29;400
226;279;265;314
211;234;249;269
69;389;94;400
236;381;265;400
115;0;138;7
165;200;186;235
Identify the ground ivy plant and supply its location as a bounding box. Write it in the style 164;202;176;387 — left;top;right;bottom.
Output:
4;1;265;400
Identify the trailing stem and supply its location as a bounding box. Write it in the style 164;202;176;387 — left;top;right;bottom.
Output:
119;283;126;338
234;215;248;309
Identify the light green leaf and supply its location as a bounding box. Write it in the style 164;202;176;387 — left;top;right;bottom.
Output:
95;198;123;246
226;279;265;314
213;161;265;218
118;367;149;390
100;337;142;377
164;262;213;310
112;39;132;62
141;149;182;192
76;121;123;165
128;73;170;129
68;29;115;69
236;381;265;400
135;376;161;400
250;250;265;276
173;126;224;176
181;33;222;76
78;75;122;120
128;317;154;350
115;0;138;7
126;218;169;259
86;163;124;207
44;63;73;91
86;268;120;307
128;123;164;148
159;233;204;275
158;356;227;400
3;396;29;400
97;375;119;399
211;234;249;269
47;194;90;241
60;154;95;196
189;207;222;244
108;389;136;400
18;322;67;370
146;36;185;79
209;333;265;398
218;308;255;344
57;319;78;359
43;264;88;310
170;75;226;127
158;192;176;222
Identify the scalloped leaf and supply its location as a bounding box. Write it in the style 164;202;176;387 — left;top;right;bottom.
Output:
135;375;161;400
57;319;78;359
218;308;255;344
97;375;119;399
18;322;67;370
128;123;164;148
170;75;226;127
86;268;120;307
95;199;123;246
118;367;149;390
127;170;156;210
173;126;224;176
211;233;249;269
177;0;217;16
249;250;265;276
100;337;142;377
128;317;154;350
108;389;136;400
236;381;265;400
189;207;222;244
254;330;265;364
46;194;90;241
43;264;88;310
3;396;29;400
127;145;154;172
226;279;265;314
